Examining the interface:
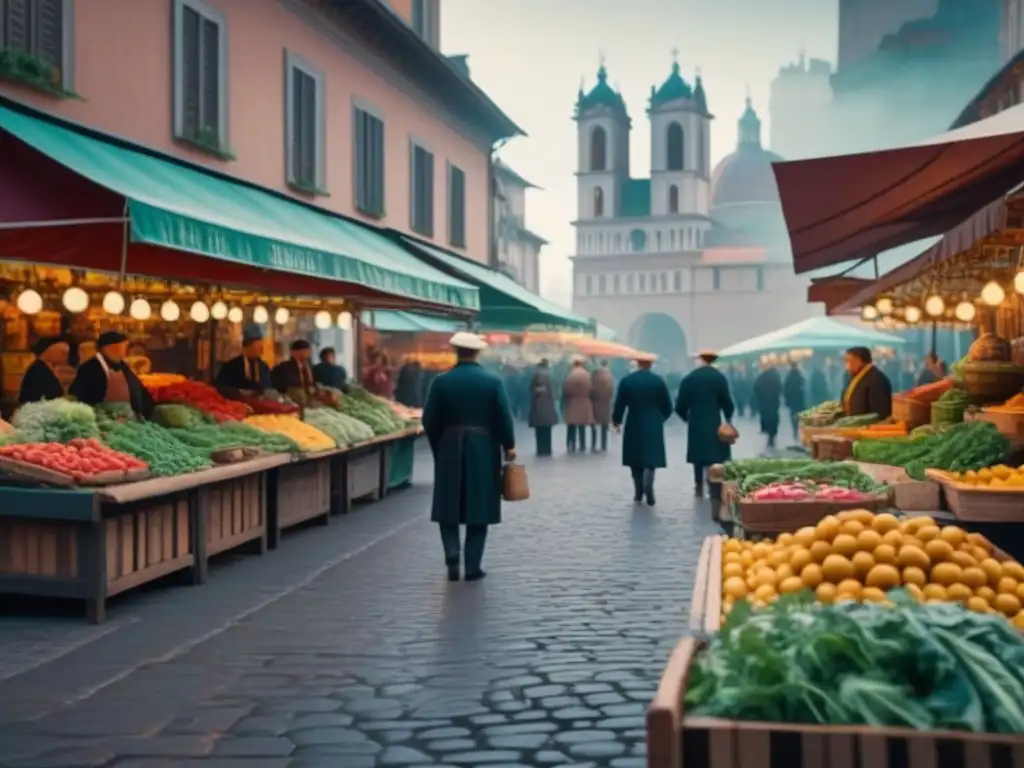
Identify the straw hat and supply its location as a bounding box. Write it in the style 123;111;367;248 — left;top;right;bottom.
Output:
634;351;658;363
696;349;719;360
449;331;488;351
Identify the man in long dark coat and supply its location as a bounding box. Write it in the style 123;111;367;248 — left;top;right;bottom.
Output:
753;363;782;449
843;346;893;419
422;332;516;582
675;350;735;498
528;358;558;456
612;352;673;506
782;362;806;441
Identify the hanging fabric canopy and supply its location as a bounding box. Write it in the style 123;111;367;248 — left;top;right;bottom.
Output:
718;316;906;360
773;102;1024;274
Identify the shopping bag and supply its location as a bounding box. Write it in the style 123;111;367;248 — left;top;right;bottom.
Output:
718;423;739;445
502;462;530;502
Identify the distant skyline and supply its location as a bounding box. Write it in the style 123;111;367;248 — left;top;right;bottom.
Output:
442;0;840;309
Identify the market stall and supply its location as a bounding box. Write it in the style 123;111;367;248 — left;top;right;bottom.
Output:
717;315;906;362
0;103;467;620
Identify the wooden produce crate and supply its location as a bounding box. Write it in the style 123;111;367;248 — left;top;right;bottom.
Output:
892;396;931;429
976;408;1024;451
646;636;1024;768
267;455;332;548
926;469;1024;522
688;536;724;635
737;494;888;534
855;462;942;512
811;435;854;461
197;472;267;561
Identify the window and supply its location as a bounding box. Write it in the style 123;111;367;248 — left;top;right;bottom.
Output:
447;163;466;248
598;275;606;294
353;106;385;217
668;184;679;214
173;0;228;154
410;141;435;237
629;228;646;252
590;126;607;171
626;273;635;292
585;275;593;295
756;266;765;292
673;271;682;292
593;187;604;217
613;273;621;293
666;122;684;171
697;125;706;174
2;0;73;91
638;273;646;292
285;51;325;193
659;273;667;292
712;267;721;291
411;0;436;46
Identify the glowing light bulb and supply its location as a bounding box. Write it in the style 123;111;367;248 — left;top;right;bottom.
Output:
274;307;290;325
904;306;922;324
16;289;42;315
980;280;1006;307
314;310;332;330
1015;271;1024;295
62;286;89;313
160;300;181;322
129;298;152;320
875;297;893;316
955;301;976;322
102;291;125;315
227;306;244;324
190;301;210;322
252;305;269;324
924;295;945;317
211;301;228;320
337;311;352;330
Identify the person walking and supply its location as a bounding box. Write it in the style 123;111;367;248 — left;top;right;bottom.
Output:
809;364;831;407
782;361;806;441
528;358;558;456
612;352;673;505
590;359;614;452
422;332;516;582
562;356;594;453
752;363;782;450
674;350;735;498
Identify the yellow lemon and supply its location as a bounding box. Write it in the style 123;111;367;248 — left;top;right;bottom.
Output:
754;583;777;602
939;526;967;548
978;585;997;603
979;558;1004;586
1003;561;1024;582
800;563;824;589
809;540;832;564
967;596;990;613
950;550;978;569
865;564;901;591
923;584;947;601
856;529;883;551
861;586;887;603
946;583;972;603
822;554;855;583
723;577;749;599
901;566;926;587
994;592;1022;617
961;567;988;590
815;515;841;542
871;513;900;534
789;547;813;572
815;582;837;604
896;545;930;570
831;534;859;559
931;562;963;587
793;526;817;548
779;576;805;594
924;539;954;563
881;529;904;549
916;525;941;542
852;551;875;579
840;519;865;537
998;576;1019;595
836;579;862;600
873;544;897;565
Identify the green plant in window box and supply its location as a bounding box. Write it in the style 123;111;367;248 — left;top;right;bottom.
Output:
288;181;331;199
177;126;236;161
0;49;79;99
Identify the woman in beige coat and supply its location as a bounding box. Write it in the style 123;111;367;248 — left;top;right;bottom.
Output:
590;360;615;452
561;358;595;452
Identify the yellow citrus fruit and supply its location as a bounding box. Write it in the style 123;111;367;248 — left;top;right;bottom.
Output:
881;529;904;548
856;529;883;551
1003;561;1024;582
739;551;755;568
978;585;997;603
872;513;901;534
998;576;1019;595
723;577;749;599
815;515;841;542
831;534;859;558
906;516;937;532
923;584;947;600
754;583;777;602
939;526;967;548
775;563;794;581
836;579;862;600
873;544;897;565
970;545;990;563
789;548;813;572
800;562;824;589
946;583;972;603
779;576;805;594
979;558;1003;585
967;596;990;613
850;509;877;525
861;586;887;603
723;562;745;579
995;592;1022;617
840;519;866;537
896;545;930;570
931;562;963;587
950;550;978;569
902;566;927;587
754;568;777;588
924;539;954;563
822;554;855;583
776;532;794;547
809;541;832;564
960;567;988;589
816;582;837;604
723;538;743;554
865;564;901;591
916;525;941;542
1014;611;1024;631
967;532;990;551
852;551;875;578
724;551;742;564
902;536;925;551
752;542;771;559
793;526;817;548
905;583;924;602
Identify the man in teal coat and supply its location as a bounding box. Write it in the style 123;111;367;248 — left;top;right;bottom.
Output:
611;352;673;506
422;332;517;582
675;350;736;498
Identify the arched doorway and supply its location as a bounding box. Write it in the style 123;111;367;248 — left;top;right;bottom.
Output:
629;312;688;370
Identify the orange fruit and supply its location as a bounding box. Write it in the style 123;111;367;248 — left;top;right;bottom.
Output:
931;562;963;587
789;548;813;572
1014;611;1024;631
800;563;824;589
861;586;887;603
979;558;1004;585
873;544;897;565
923;584;947;601
816;582;837;604
881;529;904;548
967;596;990;613
998;576;1019;595
902;566;926;587
916;525;941;542
946;583;972;603
896;545;930;570
856;529;883;551
995;592;1022;617
871;513;900;534
822;554;855;583
939;526;967;548
950;550;978;569
836;579;862;600
924;539;954;563
779;576;805;594
865;564;901;591
840;519;866;537
905;583;924;602
809;540;832;564
793;526;817;548
960;567;988;590
852;551;875;578
831;534;859;558
815;515;841;542
1003;561;1024;582
978;586;997;603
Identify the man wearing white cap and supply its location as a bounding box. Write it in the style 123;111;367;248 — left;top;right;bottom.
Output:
611;351;673;505
675;349;736;498
422;331;517;582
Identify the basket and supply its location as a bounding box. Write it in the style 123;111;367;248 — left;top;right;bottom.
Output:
960;364;1024;405
810;436;853;461
930;400;966;426
891;396;930;428
926;469;1024;522
737;495;889;534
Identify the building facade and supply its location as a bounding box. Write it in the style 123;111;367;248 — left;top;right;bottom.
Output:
493;160;547;294
570;63;813;369
837;0;938;72
0;0;516;266
768;54;834;161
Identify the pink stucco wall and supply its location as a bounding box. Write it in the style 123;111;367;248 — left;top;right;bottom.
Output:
0;0;490;263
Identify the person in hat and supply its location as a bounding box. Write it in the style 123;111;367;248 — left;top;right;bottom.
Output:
590;359;615;452
562;355;594;453
18;336;70;405
753;360;783;449
611;351;673;505
68;331;153;418
216;328;272;396
421;331;516;582
528;358;558;456
675;349;736;498
783;360;807;440
271;339;316;395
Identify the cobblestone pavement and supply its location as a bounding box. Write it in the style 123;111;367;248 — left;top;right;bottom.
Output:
0;417;771;767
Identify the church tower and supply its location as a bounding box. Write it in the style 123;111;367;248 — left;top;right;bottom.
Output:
574;63;630;223
647;54;712;221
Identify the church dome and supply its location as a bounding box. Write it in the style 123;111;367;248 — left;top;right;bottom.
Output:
649;61;692;108
576;65;628;116
710;98;783;208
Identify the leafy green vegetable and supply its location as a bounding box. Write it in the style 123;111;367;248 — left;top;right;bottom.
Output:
686;592;1024;733
151;404;208;429
725;458;884;495
11;400;100;443
852;421;1010;479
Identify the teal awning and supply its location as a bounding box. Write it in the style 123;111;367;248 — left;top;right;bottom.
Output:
0;106;478;311
397;236;592;330
361;311;466;333
718;316;907;359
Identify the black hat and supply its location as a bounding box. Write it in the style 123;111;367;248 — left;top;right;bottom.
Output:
290;339;311;352
97;331;128;348
32;336;65;356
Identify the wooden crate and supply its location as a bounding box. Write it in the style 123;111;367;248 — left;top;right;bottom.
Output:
199;473;267;558
103;494;194;598
811;436;854;461
0;518;79;579
926;469;1024;522
688;536;724;635
348;448;384;502
647;637;1024;768
267;458;331;548
892;397;931;429
738;495;888;534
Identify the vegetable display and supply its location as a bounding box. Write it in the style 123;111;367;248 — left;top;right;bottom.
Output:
336;388;405;435
244;415;336;452
946;464;1024;489
720;511;1024;625
148;380;249;422
100;420;212;476
10;400;100;443
0;438;147;481
832;413;879;427
138;373;186;388
746;482;880;503
799;401;843;427
931;387;969;426
725;458;884;496
899;377;954;405
214;421;299;453
852;420;1010;479
686;593;1024;732
986;392;1024;414
151;404;208;430
303;407;375;447
233;393;300;415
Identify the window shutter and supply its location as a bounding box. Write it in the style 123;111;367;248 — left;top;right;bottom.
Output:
4;0;30;52
34;0;63;71
181;6;201;138
424;150;434;236
300;72;316;185
354;111;366;209
372;117;384;214
200;17;220;136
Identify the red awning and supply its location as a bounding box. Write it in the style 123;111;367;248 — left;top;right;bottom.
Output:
807;276;874;314
774;102;1024;274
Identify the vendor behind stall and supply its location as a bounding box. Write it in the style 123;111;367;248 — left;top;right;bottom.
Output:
18;336;69;404
312;347;348;392
216;328;272;396
68;331;153;418
843;346;892;419
272;339;316;395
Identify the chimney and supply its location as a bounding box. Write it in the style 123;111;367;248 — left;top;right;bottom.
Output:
448;54;471;79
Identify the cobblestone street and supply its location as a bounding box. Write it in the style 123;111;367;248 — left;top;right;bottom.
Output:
0;418;771;767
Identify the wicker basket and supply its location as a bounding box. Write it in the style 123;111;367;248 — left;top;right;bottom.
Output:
930;400;966;426
960;364;1024;405
891;396;930;428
